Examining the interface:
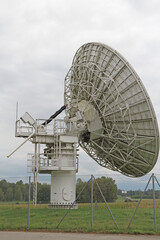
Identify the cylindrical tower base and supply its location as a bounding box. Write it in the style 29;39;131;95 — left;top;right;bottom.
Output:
49;170;77;209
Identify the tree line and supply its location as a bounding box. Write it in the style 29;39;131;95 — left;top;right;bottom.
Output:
1;177;159;203
0;177;118;203
76;177;118;203
0;179;50;202
118;189;160;199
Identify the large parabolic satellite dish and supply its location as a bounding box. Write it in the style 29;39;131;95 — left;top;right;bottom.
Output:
9;42;160;207
64;42;159;177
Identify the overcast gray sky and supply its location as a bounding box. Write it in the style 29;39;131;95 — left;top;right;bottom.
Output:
0;0;160;188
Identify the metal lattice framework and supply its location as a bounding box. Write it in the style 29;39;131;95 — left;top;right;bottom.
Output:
64;42;159;177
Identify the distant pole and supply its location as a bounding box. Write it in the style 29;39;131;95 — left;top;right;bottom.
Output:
28;176;31;229
91;175;94;228
152;173;156;231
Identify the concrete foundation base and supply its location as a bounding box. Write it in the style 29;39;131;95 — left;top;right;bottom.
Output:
48;203;78;209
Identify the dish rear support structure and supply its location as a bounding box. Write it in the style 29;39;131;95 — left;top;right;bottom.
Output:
15;115;79;208
64;42;159;177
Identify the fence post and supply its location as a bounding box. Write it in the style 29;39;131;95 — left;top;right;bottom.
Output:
91;175;94;228
28;176;31;229
94;176;119;229
128;174;152;228
152;173;156;231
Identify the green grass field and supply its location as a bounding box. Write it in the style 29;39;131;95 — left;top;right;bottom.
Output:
0;200;160;234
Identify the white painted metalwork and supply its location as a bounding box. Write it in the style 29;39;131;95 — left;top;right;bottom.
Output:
8;42;159;207
64;42;159;177
16;117;79;207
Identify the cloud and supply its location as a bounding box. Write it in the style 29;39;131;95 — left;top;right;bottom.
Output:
0;0;160;190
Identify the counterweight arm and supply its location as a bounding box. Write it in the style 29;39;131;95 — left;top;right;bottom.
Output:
42;105;66;125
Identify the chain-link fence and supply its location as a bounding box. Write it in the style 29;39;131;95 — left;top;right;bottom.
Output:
0;173;160;233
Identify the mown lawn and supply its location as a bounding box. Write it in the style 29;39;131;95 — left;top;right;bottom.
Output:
0;200;160;234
